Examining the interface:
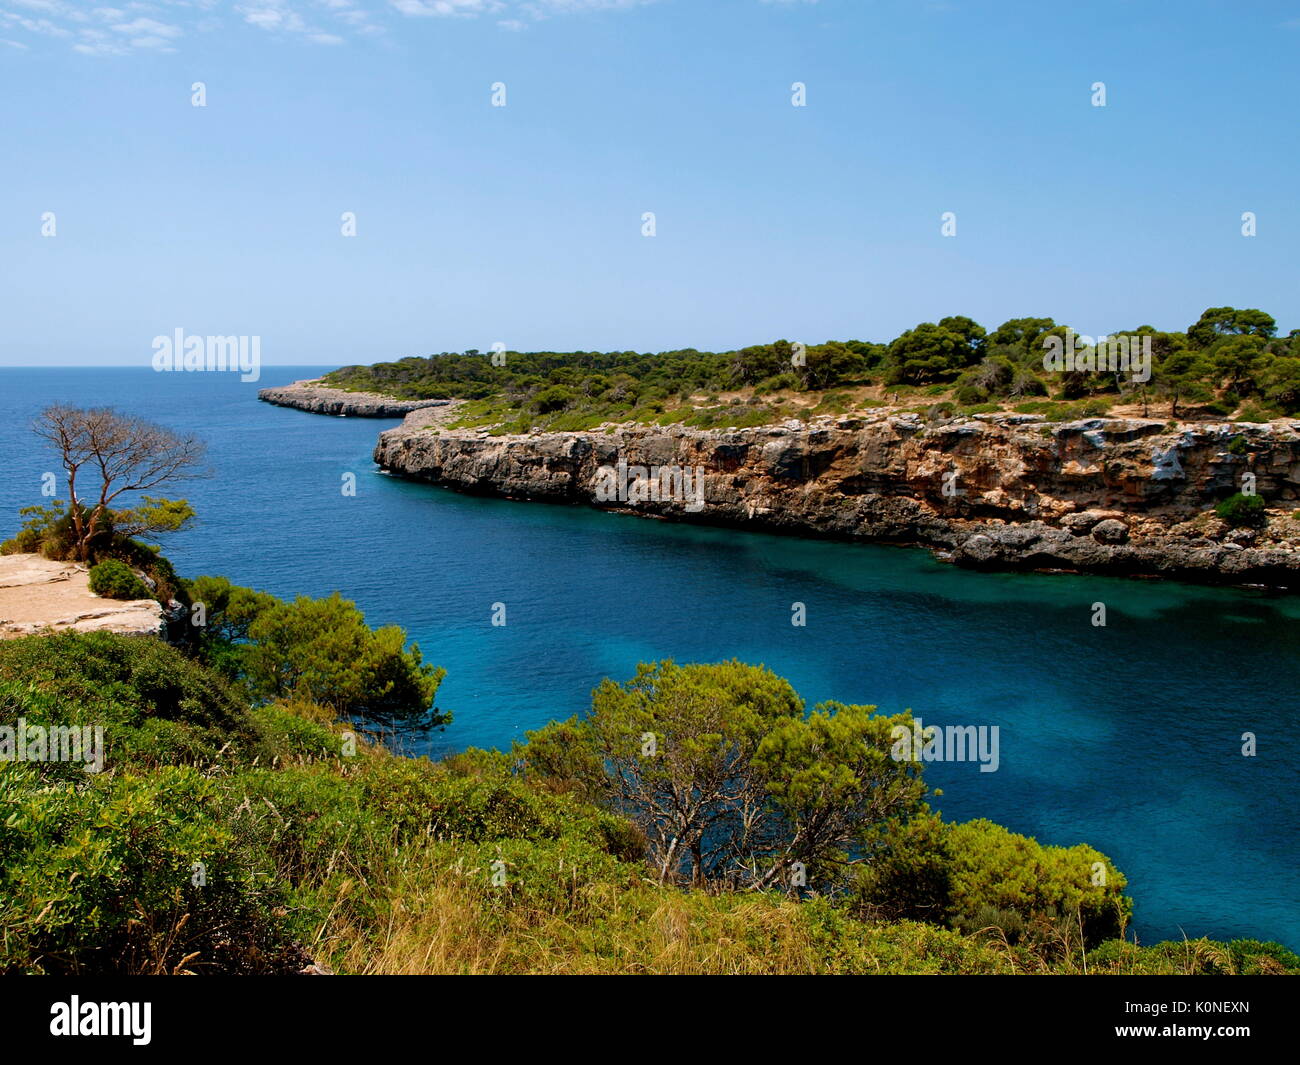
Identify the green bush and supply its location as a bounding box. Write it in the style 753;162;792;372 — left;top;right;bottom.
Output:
0;631;256;773
0;503;67;555
754;373;798;395
531;385;577;414
0;763;299;974
943;819;1130;947
1227;938;1300;974
248;703;347;763
860;814;1131;948
88;558;152;600
1086;937;1300;976
1215;492;1267;528
1235;402;1274;423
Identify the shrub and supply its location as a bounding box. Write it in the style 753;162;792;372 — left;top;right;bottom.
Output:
943;819;1129;947
853;811;953;924
854;813;1131;949
0;763;299;974
1227;938;1300;975
1227;435;1250;456
531;385;577;414
754;373;798;396
1215;492;1266;528
0;633;1281;976
2;503;89;560
0;631;255;768
1234;402;1273;423
105;538;186;606
249;703;347;763
0;503;67;555
1086;937;1300;976
88;558;152;600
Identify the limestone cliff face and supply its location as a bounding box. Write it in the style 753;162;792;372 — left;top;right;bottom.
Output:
374;409;1300;588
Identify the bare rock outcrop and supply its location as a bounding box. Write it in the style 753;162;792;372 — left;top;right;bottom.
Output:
0;555;164;639
259;380;461;419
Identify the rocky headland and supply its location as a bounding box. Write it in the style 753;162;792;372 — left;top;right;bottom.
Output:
258;380;462;419
371;408;1300;589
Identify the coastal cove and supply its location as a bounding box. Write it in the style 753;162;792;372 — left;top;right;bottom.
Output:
1;367;1296;951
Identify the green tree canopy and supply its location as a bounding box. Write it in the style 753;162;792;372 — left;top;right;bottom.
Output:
885;320;986;384
243;592;447;728
1209;333;1269;394
1187;306;1277;348
519;660;925;893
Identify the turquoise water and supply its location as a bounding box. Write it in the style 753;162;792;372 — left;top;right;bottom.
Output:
2;367;1297;949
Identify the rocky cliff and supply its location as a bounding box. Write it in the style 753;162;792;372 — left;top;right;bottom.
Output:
259;380;460;418
374;409;1300;588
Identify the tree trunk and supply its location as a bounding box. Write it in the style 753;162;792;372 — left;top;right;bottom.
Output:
67;467;88;561
83;504;108;560
659;836;679;885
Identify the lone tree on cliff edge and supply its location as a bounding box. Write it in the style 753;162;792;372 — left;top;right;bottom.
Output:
35;405;206;561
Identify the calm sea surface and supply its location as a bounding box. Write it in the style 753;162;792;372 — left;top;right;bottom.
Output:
2;366;1296;949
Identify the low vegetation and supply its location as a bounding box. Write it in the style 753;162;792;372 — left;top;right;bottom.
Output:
1;631;1293;975
87;558;153;601
1216;492;1268;528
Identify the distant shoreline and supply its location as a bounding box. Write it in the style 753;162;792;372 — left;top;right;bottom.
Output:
257;379;462;419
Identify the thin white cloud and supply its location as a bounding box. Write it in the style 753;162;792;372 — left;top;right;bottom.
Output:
10;0;66;12
0;11;73;37
390;1;496;16
110;16;183;36
235;0;381;40
0;0;656;53
2;2;182;52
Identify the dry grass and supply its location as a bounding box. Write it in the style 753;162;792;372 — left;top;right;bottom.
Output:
321;850;834;976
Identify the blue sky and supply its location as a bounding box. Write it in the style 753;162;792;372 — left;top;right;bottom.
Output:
1;0;1297;366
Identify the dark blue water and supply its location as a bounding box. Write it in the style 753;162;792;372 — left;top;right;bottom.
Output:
1;367;1296;950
